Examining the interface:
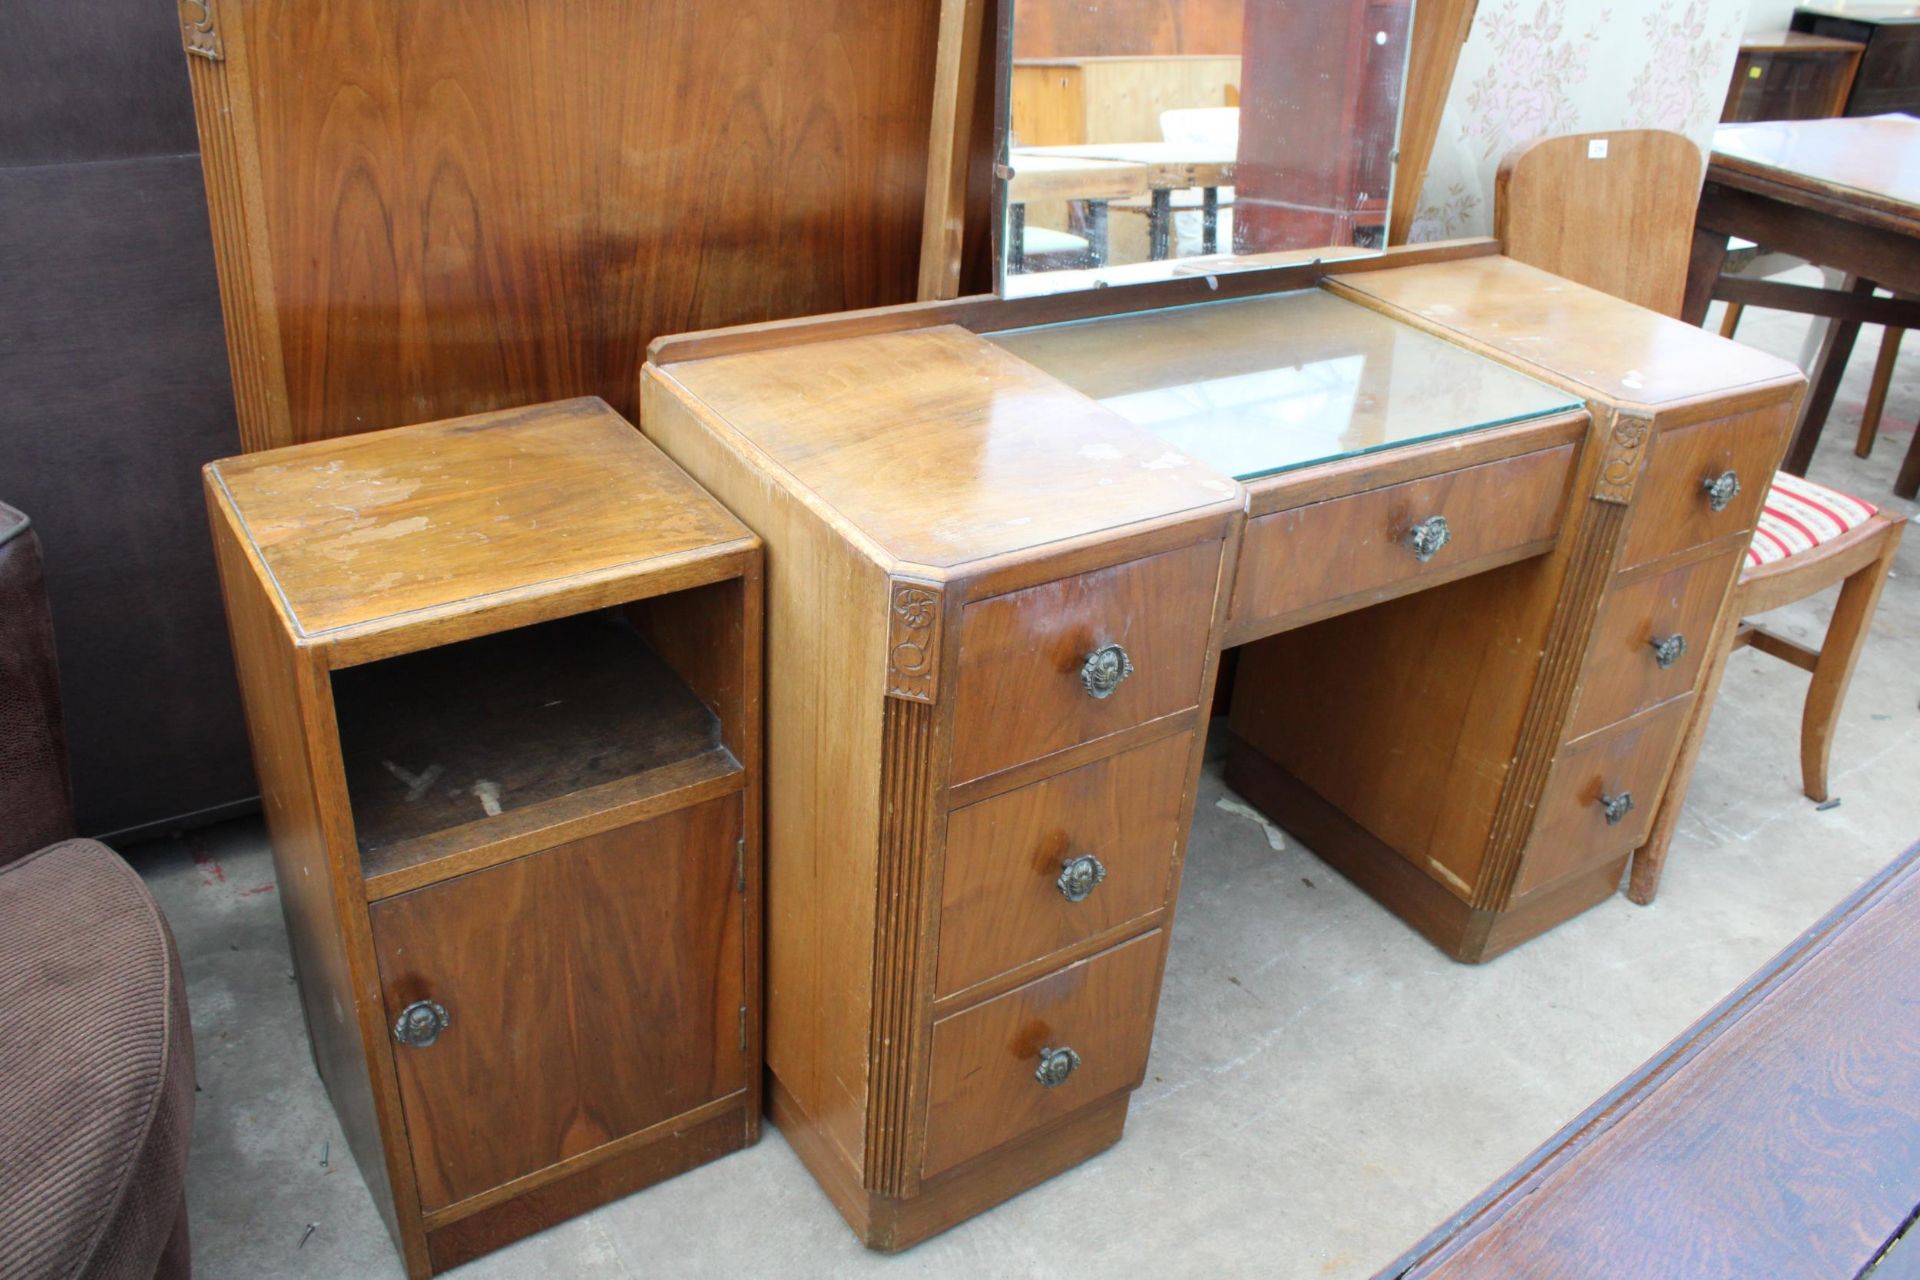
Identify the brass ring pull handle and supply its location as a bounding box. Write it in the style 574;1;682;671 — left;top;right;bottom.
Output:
1405;515;1452;563
1702;470;1741;513
1035;1045;1082;1088
393;999;450;1048
1599;791;1635;826
1080;643;1134;699
1056;853;1108;903
1649;633;1688;669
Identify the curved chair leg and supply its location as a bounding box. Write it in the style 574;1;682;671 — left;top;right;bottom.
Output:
1630;599;1745;905
1800;521;1904;802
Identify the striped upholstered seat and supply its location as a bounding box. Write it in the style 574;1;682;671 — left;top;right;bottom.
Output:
1746;471;1880;570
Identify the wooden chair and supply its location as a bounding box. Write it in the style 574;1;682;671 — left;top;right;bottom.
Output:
1495;128;1909;906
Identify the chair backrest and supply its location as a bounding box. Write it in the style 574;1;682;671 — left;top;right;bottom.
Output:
1495;129;1703;318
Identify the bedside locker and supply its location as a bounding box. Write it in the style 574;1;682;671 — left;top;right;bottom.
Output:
203;398;763;1278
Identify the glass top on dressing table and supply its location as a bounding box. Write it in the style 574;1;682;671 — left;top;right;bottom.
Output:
987;290;1584;482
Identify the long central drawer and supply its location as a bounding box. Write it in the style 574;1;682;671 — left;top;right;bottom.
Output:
1230;442;1575;634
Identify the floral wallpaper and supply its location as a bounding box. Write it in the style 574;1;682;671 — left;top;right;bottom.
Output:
1409;0;1748;241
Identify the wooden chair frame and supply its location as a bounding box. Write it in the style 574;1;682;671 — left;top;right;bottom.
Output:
1631;511;1906;903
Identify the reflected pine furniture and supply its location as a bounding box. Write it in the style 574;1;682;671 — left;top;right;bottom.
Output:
638;239;1802;1247
204;399;763;1277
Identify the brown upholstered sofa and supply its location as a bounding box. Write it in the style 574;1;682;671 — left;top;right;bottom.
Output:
0;501;196;1279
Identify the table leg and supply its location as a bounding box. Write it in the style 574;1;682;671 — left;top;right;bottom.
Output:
1149;188;1172;261
1008;202;1026;274
1683;226;1730;327
1086;199;1110;268
1898;427;1920;500
1783;275;1877;476
1202;188;1219;255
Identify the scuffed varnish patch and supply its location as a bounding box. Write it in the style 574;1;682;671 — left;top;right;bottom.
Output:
1425;858;1472;896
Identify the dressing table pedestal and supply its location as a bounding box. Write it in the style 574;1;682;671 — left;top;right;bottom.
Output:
1226;256;1801;961
639;245;1802;1246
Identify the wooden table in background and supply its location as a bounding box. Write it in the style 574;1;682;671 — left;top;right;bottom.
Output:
1389;839;1920;1279
1722;30;1864;121
1684;114;1920;490
1012;142;1237;259
1794;3;1920;115
1003;153;1150;270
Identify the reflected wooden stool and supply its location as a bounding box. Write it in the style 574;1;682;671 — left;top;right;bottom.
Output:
1630;472;1904;903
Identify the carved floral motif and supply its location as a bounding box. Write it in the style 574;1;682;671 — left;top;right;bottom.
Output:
886;582;941;702
179;0;224;60
1594;414;1654;504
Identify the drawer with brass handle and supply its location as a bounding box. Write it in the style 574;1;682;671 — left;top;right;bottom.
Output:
1514;699;1692;897
937;733;1191;998
948;541;1220;785
1617;405;1785;570
921;930;1162;1180
1228;443;1575;639
1567;547;1743;739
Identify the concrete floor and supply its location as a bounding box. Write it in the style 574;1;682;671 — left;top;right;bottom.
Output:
135;287;1919;1278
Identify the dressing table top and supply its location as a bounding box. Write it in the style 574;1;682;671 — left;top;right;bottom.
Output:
1329;256;1804;410
655;326;1241;573
988;289;1581;481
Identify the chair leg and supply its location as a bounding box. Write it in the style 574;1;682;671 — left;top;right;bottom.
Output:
1899;421;1920;501
1799;522;1905;802
1857;327;1903;458
1630;600;1745;905
1718;301;1744;340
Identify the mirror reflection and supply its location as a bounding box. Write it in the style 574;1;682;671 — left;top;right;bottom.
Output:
1001;0;1415;294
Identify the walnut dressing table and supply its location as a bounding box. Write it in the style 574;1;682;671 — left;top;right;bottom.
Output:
638;243;1802;1249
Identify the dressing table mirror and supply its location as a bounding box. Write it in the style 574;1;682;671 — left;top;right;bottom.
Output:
1000;0;1414;293
639;0;1804;1252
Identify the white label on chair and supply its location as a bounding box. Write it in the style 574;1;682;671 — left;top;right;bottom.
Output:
1588;139;1610;160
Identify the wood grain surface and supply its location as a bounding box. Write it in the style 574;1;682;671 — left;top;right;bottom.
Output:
370;796;747;1212
1513;698;1691;896
948;541;1219;783
1497;130;1704;318
1615;404;1789;570
208;399;753;644
1711;115;1920;233
937;732;1189;997
921;930;1161;1180
658;326;1241;571
1566;548;1743;739
206;484;426;1267
1330;256;1803;411
1393;841;1920;1280
1389;0;1479;246
640;366;893;1184
183;0;950;449
1229;443;1574;632
1011;0;1244;58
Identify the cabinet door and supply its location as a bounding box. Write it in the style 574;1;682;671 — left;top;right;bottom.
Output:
370;795;746;1211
